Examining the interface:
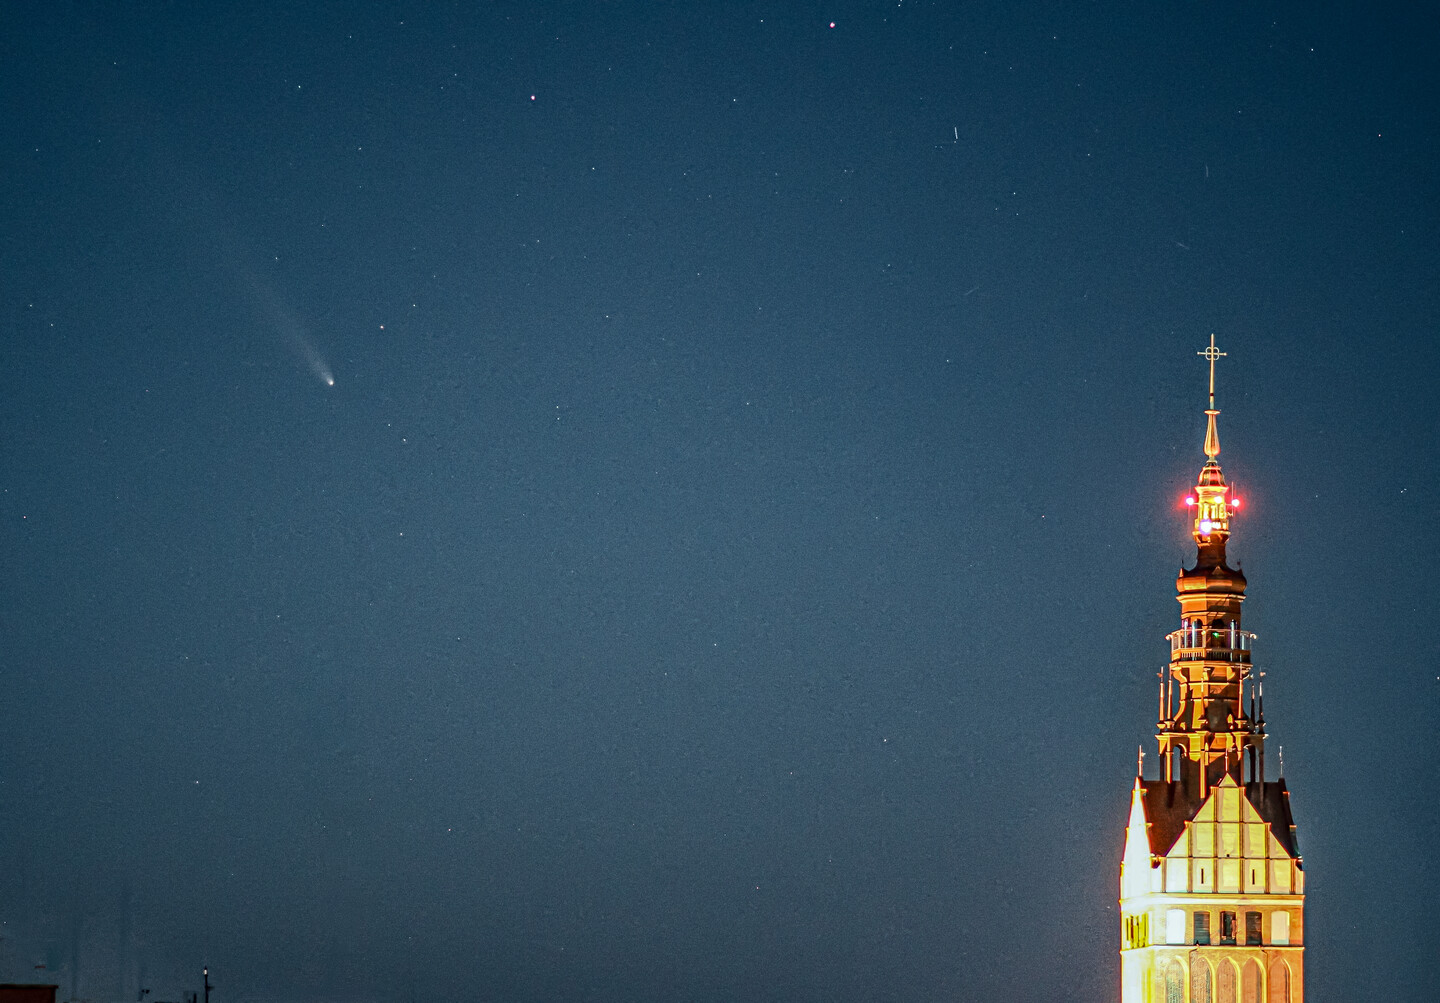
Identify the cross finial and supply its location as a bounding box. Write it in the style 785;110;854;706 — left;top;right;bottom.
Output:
1198;334;1226;408
1137;745;1145;778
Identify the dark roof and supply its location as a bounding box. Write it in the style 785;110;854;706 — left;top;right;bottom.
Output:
1140;780;1203;857
1248;779;1302;860
1140;779;1301;861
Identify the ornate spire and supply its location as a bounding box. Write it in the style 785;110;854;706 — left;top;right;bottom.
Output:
1186;335;1236;546
1200;334;1225;459
1164;337;1256;791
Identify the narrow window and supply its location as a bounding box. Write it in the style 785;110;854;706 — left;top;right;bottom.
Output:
1192;958;1213;1003
1165;960;1185;1003
1243;960;1262;1003
1245;910;1263;945
1220;910;1237;945
1217;960;1238;1003
1267;959;1290;1003
1194;910;1211;945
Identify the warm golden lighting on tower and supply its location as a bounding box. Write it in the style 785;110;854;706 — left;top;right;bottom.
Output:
1119;340;1304;1003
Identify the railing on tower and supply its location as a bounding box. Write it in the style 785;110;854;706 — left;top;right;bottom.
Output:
1166;626;1255;662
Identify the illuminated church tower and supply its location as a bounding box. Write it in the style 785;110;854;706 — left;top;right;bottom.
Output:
1119;339;1304;1003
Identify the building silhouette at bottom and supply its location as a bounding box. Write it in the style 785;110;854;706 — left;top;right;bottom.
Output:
0;985;59;1003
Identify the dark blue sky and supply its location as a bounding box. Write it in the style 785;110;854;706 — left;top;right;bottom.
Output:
2;2;1437;1001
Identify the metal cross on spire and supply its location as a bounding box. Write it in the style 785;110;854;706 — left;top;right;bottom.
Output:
1198;334;1226;409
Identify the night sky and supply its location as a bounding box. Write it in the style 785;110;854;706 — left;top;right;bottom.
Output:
2;3;1437;1001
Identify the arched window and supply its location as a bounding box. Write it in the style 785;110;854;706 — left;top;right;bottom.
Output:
1191;958;1213;1003
1267;960;1289;1003
1242;959;1262;1003
1216;959;1238;1003
1165;959;1185;1003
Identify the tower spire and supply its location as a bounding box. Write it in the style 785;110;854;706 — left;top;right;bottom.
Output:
1163;338;1254;789
1200;333;1224;460
1187;335;1235;547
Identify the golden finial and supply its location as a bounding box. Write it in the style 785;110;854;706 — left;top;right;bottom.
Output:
1198;334;1225;459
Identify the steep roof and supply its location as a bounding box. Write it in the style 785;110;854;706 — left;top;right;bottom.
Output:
1140;779;1301;860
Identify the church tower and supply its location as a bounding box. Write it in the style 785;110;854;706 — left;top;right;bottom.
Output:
1119;339;1305;1003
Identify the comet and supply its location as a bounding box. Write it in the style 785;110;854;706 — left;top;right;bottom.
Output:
241;267;335;387
297;335;336;387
